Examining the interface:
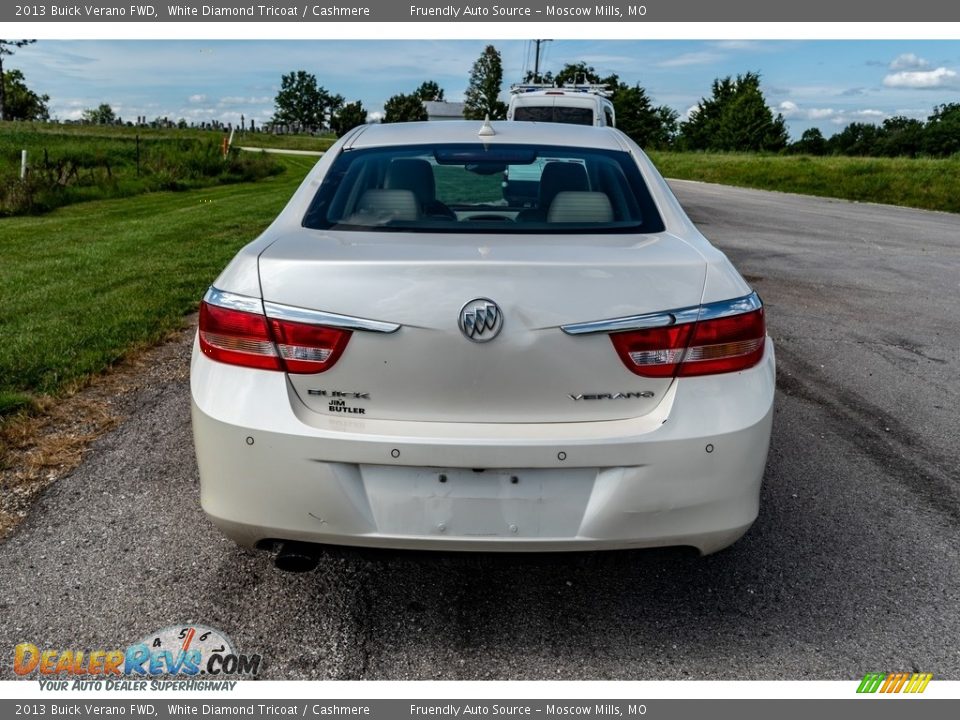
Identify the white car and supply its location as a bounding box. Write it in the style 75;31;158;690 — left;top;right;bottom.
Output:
191;120;775;571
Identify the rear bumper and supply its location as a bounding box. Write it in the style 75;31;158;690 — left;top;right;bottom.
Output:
191;337;775;554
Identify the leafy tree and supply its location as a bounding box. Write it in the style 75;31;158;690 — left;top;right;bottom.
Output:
383;92;427;123
0;39;36;121
83;103;116;125
827;122;881;156
272;70;343;130
613;83;677;149
464;45;507;120
679;72;788;152
922;103;960;157
331;100;367;136
383;82;444;123
523;69;554;84
414;81;444;102
789;128;828;156
1;69;48;121
877;116;925;157
552;62;615;88
523;62;618;89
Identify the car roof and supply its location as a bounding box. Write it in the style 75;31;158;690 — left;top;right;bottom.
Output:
348;120;625;151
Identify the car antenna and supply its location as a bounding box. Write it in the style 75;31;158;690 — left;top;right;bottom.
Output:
478;115;496;137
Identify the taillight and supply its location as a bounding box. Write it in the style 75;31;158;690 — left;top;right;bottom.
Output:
611;323;695;378
268;318;350;374
199;301;282;371
610;299;765;378
679;307;765;376
199;290;351;374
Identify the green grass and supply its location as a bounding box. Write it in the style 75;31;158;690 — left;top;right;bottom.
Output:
0;122;332;216
0;154;315;417
648;151;960;213
237;134;336;152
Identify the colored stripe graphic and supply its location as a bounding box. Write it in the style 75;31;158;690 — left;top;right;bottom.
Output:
906;673;933;693
881;672;899;693
857;672;932;694
857;673;886;693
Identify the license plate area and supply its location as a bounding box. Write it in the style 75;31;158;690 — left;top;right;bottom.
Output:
360;466;596;538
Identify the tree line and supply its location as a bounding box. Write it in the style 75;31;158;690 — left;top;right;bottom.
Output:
3;39;960;159
787;105;960;158
267;45;960;160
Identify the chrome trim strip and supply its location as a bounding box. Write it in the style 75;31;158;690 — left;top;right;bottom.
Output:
204;286;401;333
263;301;401;334
203;287;265;316
697;292;763;322
560;292;762;336
561;310;678;336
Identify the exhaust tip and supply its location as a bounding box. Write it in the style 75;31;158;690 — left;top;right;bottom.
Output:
274;541;321;573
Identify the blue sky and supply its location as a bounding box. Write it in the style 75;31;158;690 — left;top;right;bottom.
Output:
10;39;960;139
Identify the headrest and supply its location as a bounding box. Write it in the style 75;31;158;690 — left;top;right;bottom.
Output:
385;159;437;206
353;189;419;222
547;191;614;223
539;162;589;208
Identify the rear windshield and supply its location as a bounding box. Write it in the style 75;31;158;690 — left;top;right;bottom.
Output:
302;143;664;234
514;106;595;125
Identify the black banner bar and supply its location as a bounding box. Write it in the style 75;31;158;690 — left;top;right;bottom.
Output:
5;0;960;23
1;699;959;720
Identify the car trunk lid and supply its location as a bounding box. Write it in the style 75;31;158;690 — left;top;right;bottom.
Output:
258;230;706;423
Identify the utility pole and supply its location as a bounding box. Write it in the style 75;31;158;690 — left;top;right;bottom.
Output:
532;39;552;84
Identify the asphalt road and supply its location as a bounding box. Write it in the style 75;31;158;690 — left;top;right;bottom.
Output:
1;181;958;681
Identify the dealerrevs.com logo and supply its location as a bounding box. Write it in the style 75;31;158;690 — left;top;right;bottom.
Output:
14;625;261;690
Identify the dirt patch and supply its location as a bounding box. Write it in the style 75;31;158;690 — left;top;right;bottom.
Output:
0;318;197;540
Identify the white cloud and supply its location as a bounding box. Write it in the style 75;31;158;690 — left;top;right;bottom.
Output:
656;52;723;68
218;96;272;106
777;101;836;121
187;94;207;103
366;110;384;123
709;40;761;50
829;109;888;125
779;100;891;126
883;67;958;89
889;53;929;71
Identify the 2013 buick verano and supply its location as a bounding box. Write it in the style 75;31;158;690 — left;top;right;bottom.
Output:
190;120;774;566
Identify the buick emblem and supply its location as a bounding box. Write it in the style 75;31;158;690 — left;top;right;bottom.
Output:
458;298;503;343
